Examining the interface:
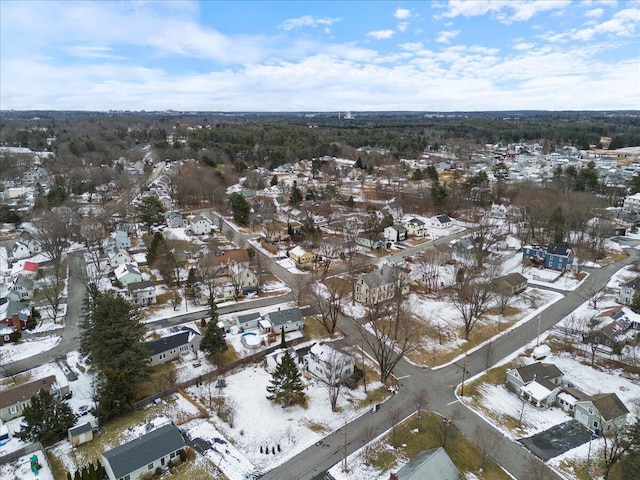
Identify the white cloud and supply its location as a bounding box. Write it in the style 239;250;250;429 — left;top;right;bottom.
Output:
584;8;605;18
366;29;395;40
66;45;124;60
437;0;571;24
278;15;340;31
400;42;424;51
397;22;409;32
513;41;535;50
394;8;411;20
437;30;461;44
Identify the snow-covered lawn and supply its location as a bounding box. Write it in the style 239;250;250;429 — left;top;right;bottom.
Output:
0;335;61;365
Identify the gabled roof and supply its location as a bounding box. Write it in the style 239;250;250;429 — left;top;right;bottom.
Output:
405;217;425;226
264;307;304;327
69;422;93;436
114;263;141;280
127;280;155;294
588;393;629;420
498;272;527;286
217;249;250;265
435;214;452;223
547;244;571;256
387;224;407;233
397;447;461;480
237;311;261;325
515;362;563;384
620;277;640;290
102;424;186;479
0;375;57;409
147;330;198;356
23;261;39;272
359;268;396;289
191;214;210;224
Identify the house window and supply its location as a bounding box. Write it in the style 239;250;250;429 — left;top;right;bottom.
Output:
170;452;176;459
588;406;593;414
148;463;154;470
594;421;599;428
9;405;17;414
124;476;130;480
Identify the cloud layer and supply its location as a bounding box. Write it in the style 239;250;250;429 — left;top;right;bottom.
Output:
1;1;638;111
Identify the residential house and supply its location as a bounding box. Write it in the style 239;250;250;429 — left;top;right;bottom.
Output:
380;202;403;223
263;221;289;243
0;376;69;422
583;306;639;354
490;203;509;218
306;342;355;384
288;246;316;264
68;422;94;447
618;277;640;305
522;244;574;271
492;273;528;295
147;327;202;367
404;217;426;237
127;280;157;306
384;225;407;243
114;263;143;287
0;299;32;333
430;214;453;229
259;307;305;334
115;230;131;249
108;247;133;268
236;312;261;331
190;214;213;235
217;249;251;269
102;423;186;480
505;362;564;408
354;267;409;304
574;393;629;434
390;447;461;480
9;241;32;261
557;387;589;414
165;211;186;229
10;275;35;300
622;192;640;213
356;234;386;250
230;263;258;294
450;237;474;264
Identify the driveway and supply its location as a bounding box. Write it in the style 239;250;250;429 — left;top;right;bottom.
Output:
519;420;595;460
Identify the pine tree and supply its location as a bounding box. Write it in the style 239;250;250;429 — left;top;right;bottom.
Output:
67;472;72;480
280;327;286;348
266;351;306;407
346;195;355;211
137;196;166;232
88;461;97;480
93;368;137;421
354;157;363;169
146;231;165;267
201;321;228;356
79;290;151;383
16;389;76;444
270;175;278;186
289;181;303;205
185;267;199;301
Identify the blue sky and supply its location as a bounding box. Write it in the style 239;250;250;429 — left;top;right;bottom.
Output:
1;0;639;111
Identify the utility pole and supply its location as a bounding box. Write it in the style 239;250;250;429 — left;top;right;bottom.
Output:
460;352;467;396
342;420;348;472
536;314;541;347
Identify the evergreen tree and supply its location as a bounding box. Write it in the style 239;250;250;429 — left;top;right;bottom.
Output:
411;168;424;181
146;231;165;266
346;195;355;211
619;417;640;479
67;472;72;480
80;290;151;383
424;165;439;182
289;181;303;205
229;192;251;224
200;320;228;356
354;157;363;169
270;175;278;186
136;196;166;232
280;327;286;348
93;368;137;421
16;389;75;444
185;267;200;301
430;181;448;209
266;351;306;407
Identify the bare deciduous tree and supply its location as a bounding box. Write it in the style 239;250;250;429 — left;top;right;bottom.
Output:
451;268;495;341
310;277;349;337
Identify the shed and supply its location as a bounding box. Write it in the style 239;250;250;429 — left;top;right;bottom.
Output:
68;422;94;447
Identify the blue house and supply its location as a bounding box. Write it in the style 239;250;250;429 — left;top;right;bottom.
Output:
523;244;573;271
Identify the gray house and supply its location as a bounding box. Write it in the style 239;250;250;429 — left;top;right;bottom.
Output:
391;447;461;480
236;311;261;331
0;375;69;421
618;277;640;305
505;362;564;408
492;272;528;295
147;327;202;367
260;307;305;334
574;393;629;435
10;275;35;300
102;423;186;480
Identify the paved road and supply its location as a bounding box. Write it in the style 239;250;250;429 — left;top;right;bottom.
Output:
259;251;638;480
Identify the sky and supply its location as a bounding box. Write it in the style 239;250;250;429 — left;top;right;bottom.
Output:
1;0;639;112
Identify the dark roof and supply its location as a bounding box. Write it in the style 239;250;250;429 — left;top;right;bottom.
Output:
516;362;563;384
237;312;261;325
397;447;461;480
436;214;452;223
406;217;425;226
69;422;93;436
0;375;57;409
547;244;571;256
147;331;191;356
499;272;528;286
620;277;640;290
127;280;155;294
102;424;186;479
589;393;629;420
265;307;304;327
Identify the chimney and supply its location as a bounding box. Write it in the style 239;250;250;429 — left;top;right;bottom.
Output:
12;314;22;332
389;473;399;480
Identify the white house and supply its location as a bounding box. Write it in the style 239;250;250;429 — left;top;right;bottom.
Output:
259;307;305;334
379;201;403;223
623;192;640;213
9;242;32;261
10;275;35;300
114;263;143;287
108;247;132;268
383;225;407;243
306;342;355;384
618;277;640;305
404;217;426;237
127;280;157;306
146;327;201;367
190;214;213;235
102;423;186;480
430;214;453;229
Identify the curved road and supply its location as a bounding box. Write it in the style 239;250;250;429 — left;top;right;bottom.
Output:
259;251;638;480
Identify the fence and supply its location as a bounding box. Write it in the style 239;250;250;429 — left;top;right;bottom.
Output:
0;441;44;465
